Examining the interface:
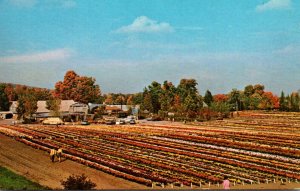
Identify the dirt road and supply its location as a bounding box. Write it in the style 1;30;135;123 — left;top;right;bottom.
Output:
0;134;146;189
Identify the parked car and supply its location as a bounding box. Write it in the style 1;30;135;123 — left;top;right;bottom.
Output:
129;119;136;124
42;117;64;125
125;115;136;124
81;121;90;125
116;119;126;125
105;117;116;125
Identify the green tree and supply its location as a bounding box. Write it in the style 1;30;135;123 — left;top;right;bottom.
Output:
229;89;241;111
253;84;265;95
142;90;153;112
132;93;143;105
176;79;203;118
279;91;287;111
290;92;300;112
249;93;262;110
177;79;198;103
204;90;213;106
0;84;9;111
16;92;38;120
160;81;176;112
147;81;162;113
46;98;61;117
183;94;202;118
211;101;232;116
244;85;254;97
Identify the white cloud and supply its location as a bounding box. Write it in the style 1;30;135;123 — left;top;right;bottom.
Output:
0;48;73;64
8;0;37;7
256;0;291;12
116;16;174;33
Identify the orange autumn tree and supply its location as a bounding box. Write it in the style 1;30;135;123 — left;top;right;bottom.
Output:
54;70;101;104
259;92;279;110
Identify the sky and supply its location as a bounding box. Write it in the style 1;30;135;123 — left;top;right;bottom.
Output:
0;0;300;95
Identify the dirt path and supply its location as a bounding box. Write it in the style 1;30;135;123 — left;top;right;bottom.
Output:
1;131;300;190
0;134;147;189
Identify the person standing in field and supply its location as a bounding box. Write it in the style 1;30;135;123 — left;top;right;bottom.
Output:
57;148;63;162
50;148;56;162
223;176;230;189
223;176;230;190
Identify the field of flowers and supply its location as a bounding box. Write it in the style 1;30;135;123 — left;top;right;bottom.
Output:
0;111;299;188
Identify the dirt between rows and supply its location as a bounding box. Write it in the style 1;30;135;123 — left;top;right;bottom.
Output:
0;130;300;190
0;134;146;189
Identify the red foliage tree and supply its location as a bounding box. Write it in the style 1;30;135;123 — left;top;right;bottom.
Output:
213;94;228;103
54;70;101;104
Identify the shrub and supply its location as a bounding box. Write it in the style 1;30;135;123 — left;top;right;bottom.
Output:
61;174;96;190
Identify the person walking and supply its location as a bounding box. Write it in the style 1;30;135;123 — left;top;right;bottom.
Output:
57;148;63;162
223;176;230;189
50;149;56;162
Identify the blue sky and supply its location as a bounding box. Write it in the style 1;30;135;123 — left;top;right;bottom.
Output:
0;0;300;95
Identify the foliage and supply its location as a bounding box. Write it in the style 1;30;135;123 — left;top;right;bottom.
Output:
0;166;47;190
210;101;232;116
204;90;213;106
16;90;38;120
259;92;279;110
160;81;176;112
228;89;241;111
46;98;61;117
0;84;9;111
61;174;96;190
213;94;228;103
54;70;101;104
147;81;162;113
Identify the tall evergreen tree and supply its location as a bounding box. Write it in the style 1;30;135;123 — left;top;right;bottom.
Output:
204;90;213;106
0;84;9;111
279;91;287;111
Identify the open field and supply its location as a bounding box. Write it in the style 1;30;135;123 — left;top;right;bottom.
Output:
0;111;300;189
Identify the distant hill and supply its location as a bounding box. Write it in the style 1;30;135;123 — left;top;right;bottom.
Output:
0;82;50;90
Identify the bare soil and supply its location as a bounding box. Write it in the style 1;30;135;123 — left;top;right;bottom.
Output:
0;134;146;189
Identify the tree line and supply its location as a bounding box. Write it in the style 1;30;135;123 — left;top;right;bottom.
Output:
0;70;299;121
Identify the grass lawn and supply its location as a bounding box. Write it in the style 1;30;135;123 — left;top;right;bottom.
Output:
0;166;49;190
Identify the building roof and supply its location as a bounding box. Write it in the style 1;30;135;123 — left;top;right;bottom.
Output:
60;100;75;112
36;101;50;113
10;100;77;113
105;106;122;111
